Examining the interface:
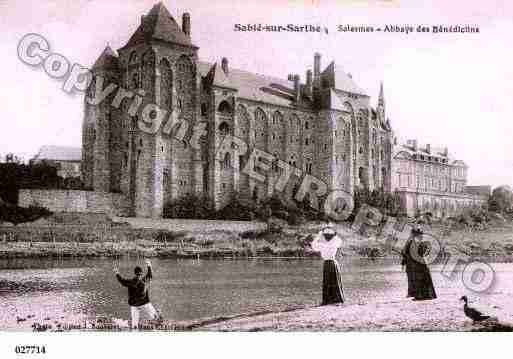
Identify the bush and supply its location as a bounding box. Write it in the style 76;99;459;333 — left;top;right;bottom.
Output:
214;197;256;221
351;188;404;220
163;194;214;219
0;204;52;225
267;217;286;234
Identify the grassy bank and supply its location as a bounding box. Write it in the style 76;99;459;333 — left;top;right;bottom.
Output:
1;212;513;260
0;213;317;259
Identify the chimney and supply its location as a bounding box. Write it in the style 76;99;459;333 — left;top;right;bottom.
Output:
305;69;313;98
182;13;191;36
411;139;418;151
348;73;352;79
293;74;300;102
444;147;448;156
140;15;146;32
314;52;321;89
221;57;229;75
426;143;431;154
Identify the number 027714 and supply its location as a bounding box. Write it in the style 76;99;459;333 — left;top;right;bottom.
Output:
14;346;46;354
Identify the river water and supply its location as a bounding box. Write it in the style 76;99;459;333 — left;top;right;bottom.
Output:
0;257;511;330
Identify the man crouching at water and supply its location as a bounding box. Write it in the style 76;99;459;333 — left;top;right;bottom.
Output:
114;259;161;329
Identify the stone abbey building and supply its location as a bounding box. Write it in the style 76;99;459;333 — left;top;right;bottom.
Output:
82;2;394;218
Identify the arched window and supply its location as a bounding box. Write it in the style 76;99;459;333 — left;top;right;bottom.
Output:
305;121;309;130
272;111;283;126
159;59;172;110
236;104;250;140
141;51;153;66
222;152;231;169
218;121;230;135
218;101;232;114
201;103;208;116
129;51;138;63
306;160;313;174
141;51;155;91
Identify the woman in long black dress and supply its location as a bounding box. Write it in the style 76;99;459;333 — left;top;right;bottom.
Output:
401;223;437;300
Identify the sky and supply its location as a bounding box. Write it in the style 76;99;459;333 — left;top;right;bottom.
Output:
0;0;512;187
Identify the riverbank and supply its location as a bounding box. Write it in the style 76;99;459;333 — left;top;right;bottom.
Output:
15;295;513;332
195;295;513;332
1;212;513;260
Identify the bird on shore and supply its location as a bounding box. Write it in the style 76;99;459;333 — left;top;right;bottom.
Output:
460;296;490;322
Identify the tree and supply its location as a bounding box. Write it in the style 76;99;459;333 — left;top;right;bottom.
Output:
489;185;513;213
352;187;404;220
0;203;52;226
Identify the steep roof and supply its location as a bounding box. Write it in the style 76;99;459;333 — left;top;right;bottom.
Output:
122;2;193;49
33;146;82;162
322;61;367;96
392;139;468;166
199;61;313;108
92;45;119;70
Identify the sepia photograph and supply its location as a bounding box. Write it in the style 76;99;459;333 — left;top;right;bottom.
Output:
1;0;513;353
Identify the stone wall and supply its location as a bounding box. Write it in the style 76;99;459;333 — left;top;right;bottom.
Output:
19;190;130;217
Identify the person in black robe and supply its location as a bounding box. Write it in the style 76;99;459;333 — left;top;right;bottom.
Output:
401;222;437;300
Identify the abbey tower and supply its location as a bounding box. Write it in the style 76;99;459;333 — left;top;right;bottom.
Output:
83;2;394;218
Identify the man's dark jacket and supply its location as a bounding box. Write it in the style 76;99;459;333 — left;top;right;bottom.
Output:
116;265;152;307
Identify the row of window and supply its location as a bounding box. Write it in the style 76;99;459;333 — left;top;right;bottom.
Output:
398;160;466;177
397;173;465;193
412;153;449;164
